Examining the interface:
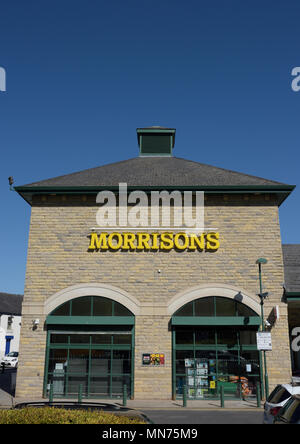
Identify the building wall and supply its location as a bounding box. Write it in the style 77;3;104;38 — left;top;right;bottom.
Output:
15;194;292;399
0;314;22;360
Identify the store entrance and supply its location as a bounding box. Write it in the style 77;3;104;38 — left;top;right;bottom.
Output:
174;327;261;399
172;296;262;400
175;344;261;400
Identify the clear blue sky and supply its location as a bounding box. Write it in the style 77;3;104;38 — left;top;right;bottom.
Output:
1;1;300;294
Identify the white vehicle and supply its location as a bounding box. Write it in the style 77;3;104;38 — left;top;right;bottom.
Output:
1;351;19;368
273;395;300;424
264;384;300;424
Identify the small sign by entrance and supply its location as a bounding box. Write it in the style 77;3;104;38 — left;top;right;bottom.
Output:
142;353;165;366
256;332;272;351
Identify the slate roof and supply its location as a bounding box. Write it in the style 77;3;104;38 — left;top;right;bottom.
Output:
16;156;292;188
0;293;23;316
282;245;300;293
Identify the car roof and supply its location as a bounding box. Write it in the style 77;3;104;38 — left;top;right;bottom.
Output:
282;384;300;394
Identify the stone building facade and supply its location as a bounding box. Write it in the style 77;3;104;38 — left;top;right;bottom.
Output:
14;127;297;400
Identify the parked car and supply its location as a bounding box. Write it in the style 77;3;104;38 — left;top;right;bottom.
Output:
273;395;300;424
263;384;300;424
1;351;18;368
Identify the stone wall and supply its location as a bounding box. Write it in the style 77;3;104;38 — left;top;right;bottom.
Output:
15;193;292;399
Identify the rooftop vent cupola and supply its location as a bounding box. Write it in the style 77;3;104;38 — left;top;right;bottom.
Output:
137;126;176;157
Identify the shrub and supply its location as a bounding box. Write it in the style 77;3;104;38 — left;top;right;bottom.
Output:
0;407;146;424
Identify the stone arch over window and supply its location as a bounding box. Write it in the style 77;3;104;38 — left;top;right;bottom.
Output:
167;283;261;316
44;283;141;316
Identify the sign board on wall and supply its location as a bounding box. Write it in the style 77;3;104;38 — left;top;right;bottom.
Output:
256;332;272;351
88;232;220;252
142;353;165;366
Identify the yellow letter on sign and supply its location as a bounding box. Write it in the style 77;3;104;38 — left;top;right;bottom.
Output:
88;232;108;250
206;232;220;250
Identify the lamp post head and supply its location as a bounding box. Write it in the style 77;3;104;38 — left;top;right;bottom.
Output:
256;258;268;265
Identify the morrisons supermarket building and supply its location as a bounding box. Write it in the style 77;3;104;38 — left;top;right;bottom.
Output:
14;127;300;400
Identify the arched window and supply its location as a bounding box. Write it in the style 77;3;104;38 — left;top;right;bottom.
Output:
50;296;133;317
46;296;134;326
174;296;259;318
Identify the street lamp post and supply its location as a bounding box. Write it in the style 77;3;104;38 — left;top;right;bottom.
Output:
256;258;269;400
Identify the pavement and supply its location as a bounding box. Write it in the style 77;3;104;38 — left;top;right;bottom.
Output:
0;369;15;409
0;389;264;424
108;398;262;410
0;369;263;411
1;393;263;411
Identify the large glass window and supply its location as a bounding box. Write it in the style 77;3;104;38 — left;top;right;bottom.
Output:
46;296;134;399
46;329;133;399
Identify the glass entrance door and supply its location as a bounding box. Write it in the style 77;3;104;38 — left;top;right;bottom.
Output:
173;327;261;400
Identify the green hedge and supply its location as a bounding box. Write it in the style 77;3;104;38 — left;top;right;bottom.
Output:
0;407;146;424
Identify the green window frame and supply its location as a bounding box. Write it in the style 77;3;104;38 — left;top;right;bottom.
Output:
44;327;135;399
171;297;262;400
173;296;259;318
46;296;135;326
44;296;135;399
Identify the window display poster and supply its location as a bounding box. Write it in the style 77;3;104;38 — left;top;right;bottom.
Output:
185;359;194;367
186;359;210;399
210;380;216;389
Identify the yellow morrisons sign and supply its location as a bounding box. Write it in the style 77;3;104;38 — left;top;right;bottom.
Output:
88;232;220;251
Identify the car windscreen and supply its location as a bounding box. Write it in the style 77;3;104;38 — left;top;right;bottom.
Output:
267;386;291;404
280;398;300;424
6;352;18;357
